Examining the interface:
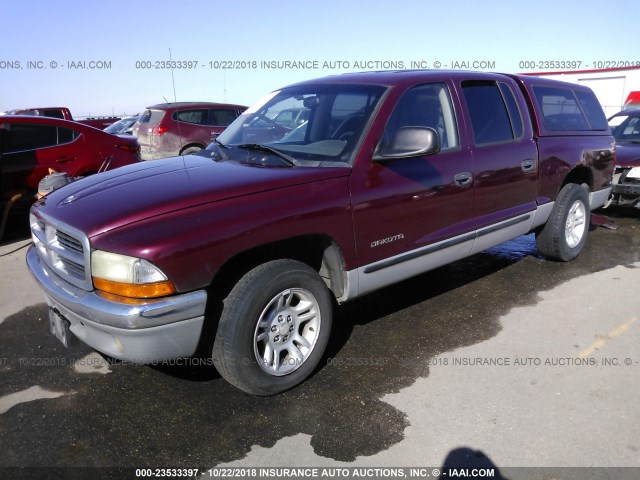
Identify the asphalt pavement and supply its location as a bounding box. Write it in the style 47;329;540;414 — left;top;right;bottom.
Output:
0;210;638;479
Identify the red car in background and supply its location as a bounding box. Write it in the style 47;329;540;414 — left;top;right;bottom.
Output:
0;115;140;237
1;115;140;190
132;102;246;160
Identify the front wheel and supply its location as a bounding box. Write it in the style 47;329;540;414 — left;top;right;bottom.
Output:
536;183;590;262
180;145;202;155
212;259;333;395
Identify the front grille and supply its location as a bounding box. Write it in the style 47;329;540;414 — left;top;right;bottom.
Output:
56;230;84;254
59;257;86;276
30;213;92;290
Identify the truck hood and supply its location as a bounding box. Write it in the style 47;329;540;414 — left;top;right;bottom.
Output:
615;143;640;167
34;155;350;238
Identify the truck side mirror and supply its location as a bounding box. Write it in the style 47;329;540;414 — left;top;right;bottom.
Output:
374;126;440;162
303;96;320;108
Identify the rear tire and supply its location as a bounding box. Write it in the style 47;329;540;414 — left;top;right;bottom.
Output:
212;259;332;395
536;183;590;262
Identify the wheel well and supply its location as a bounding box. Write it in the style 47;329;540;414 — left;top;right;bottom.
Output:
180;143;205;154
562;166;592;191
211;235;346;300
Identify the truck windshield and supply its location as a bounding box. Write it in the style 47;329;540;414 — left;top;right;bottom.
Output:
609;114;640;143
213;84;386;166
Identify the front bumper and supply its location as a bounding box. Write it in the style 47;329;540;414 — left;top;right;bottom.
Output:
27;246;207;363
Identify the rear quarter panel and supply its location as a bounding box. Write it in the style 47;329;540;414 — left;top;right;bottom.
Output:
536;136;615;202
72;131;137;175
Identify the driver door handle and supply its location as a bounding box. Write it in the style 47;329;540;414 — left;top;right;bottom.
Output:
521;158;535;172
454;171;473;187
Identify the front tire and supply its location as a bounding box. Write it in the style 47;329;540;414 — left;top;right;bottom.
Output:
212;259;333;395
536;183;590;261
180;145;202;155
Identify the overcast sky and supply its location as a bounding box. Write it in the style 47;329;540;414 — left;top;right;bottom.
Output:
1;0;638;116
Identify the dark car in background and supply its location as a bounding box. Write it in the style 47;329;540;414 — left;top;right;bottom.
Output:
132;102;246;160
104;116;140;135
608;108;640;208
271;107;310;129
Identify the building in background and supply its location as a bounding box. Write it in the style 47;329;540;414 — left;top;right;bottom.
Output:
526;66;640;116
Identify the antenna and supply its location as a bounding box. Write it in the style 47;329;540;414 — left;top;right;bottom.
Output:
169;47;183;152
169;47;177;103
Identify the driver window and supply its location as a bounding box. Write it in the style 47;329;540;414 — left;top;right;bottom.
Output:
382;83;458;151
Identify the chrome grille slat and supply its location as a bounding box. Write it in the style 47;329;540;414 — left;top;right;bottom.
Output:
56;231;83;253
59;257;85;276
29;212;92;291
48;240;85;265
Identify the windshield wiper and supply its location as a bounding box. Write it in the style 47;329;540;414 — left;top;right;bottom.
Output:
214;139;228;148
237;143;297;167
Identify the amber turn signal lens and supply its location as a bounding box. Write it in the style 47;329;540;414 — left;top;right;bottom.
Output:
95;291;152;305
93;277;176;299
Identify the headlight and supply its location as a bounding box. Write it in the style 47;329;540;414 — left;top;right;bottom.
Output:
91;250;176;299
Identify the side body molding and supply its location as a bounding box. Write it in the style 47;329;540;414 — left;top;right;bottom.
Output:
337;202;555;303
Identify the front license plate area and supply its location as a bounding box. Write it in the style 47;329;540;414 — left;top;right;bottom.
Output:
48;307;72;348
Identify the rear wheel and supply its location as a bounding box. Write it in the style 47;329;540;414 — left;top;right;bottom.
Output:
536;183;590;261
212;259;332;395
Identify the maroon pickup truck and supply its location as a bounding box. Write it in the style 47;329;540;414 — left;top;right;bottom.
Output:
26;71;614;395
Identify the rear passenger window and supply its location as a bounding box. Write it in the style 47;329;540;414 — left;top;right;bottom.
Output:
174;109;208;125
1;124;79;153
462;81;514;145
532;86;592;131
574;90;609;130
209;109;238;126
382;83;459;151
57;127;78;144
